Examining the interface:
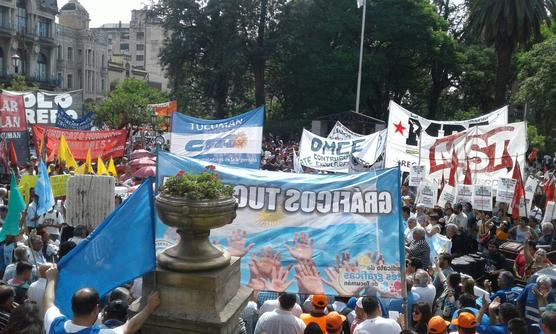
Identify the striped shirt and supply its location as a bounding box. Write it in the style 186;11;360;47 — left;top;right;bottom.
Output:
0;310;10;332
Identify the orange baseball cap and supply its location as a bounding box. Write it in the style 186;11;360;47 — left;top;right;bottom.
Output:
451;312;477;329
428;316;450;334
311;294;328;308
326;311;347;331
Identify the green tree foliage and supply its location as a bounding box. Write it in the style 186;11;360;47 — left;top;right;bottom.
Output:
95;79;168;129
514;35;556;150
469;0;556;107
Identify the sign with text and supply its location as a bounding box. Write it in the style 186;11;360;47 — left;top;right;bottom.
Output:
418;182;438;208
455;184;474;204
437;185;456;208
4;90;84;125
497;178;517;205
409;165;426;187
472;185;493;211
0;93;29;163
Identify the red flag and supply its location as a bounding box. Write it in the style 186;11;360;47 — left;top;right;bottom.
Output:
0;140;8;174
511;160;525;220
463;157;472;185
528;148;539;162
546;177;556;206
8;141;17;168
448;149;458;187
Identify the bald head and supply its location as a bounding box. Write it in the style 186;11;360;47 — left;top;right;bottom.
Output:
72;288;100;317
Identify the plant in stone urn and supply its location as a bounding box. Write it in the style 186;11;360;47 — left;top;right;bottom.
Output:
156;165;238;272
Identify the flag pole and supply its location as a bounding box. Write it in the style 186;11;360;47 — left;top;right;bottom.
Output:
355;0;367;114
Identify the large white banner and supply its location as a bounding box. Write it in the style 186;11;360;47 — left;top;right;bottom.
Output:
327;121;363;140
385;101;508;171
419;122;527;187
299;129;386;173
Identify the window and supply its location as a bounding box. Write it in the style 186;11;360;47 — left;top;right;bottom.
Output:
67;74;72;89
125;63;130;77
77;49;82;58
101;78;105;92
67;47;73;61
120;43;129;50
136;44;144;51
57;72;62;86
57;45;62;60
136;31;144;40
136;55;144;62
0;48;4;75
38;18;50;38
77;70;82;88
16;0;27;33
37;53;47;81
0;6;9;28
120;32;129;40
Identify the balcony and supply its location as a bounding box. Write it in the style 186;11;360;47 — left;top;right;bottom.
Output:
0;21;14;37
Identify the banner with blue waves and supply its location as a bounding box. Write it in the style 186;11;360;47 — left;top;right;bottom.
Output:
156;151;404;298
169;107;264;169
55;105;93;130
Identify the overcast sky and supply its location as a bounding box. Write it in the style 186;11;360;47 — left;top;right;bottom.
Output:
58;0;150;28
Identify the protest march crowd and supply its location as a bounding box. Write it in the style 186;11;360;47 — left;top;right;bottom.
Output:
0;96;551;334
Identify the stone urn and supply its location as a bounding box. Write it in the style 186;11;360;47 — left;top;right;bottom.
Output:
155;194;238;272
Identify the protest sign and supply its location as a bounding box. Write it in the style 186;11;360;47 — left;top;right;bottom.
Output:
148;101;177;130
385;101;508;171
418;122;527;188
157;151;405;297
32;126;128;161
170;106;264;169
327;121;363;140
55;107;93;130
472;185;493;211
19;174;71;203
418;182;437;208
437;185;455;208
409;166;426;187
0;93;29;162
455;185;473;204
544;202;556;223
299;129;386;173
497;177;517;205
524;177;538;213
4;90;84;125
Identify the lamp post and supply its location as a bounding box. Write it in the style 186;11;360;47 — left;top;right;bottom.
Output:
11;54;20;74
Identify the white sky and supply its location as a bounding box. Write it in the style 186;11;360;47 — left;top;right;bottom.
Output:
58;0;150;28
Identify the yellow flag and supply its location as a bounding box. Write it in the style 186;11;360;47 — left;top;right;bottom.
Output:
56;135;78;170
85;147;93;174
75;164;86;174
97;156;108;175
107;157;118;177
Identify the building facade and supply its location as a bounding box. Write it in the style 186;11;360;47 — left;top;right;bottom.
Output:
94;9;169;92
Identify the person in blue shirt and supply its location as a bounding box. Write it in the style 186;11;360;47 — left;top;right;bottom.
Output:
448;293;489;332
476;295;519;334
541;310;556;334
485;270;519;304
516;274;555;329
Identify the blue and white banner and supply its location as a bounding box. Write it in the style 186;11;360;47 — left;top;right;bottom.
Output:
170;107;264;169
156;151;404;297
55;106;93;130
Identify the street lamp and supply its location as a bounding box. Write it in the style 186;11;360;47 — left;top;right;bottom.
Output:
11;54;20;74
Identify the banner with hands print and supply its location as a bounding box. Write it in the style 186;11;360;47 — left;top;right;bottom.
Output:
156;151;405;297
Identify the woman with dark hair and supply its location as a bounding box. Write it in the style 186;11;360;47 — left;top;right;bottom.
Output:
3;301;42;334
304;322;324;334
434;261;462;320
411;302;432;334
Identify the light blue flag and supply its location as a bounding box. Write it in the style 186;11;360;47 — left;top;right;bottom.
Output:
35;159;55;216
55;179;156;317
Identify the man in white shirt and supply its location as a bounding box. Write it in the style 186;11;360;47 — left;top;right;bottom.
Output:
28;236;46;266
404;216;417;244
42;264;161;334
353;296;401;334
259;297;303;317
448;203;468;232
411;269;436;308
24;194;40;231
38;208;64;242
27;264;51;313
254;292;306;334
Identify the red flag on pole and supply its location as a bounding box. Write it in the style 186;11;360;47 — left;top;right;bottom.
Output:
511;160;525;220
448;149;458;187
463;157;472;185
528;148;538;162
9;141;17;168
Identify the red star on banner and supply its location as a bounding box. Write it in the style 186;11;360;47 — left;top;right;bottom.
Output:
394;121;406;135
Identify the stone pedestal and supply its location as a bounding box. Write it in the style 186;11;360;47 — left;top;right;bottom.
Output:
131;257;252;334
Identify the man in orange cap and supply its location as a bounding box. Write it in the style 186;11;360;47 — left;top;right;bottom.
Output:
428;315;450;334
300;294;328;333
451;312;478;334
325;311;346;334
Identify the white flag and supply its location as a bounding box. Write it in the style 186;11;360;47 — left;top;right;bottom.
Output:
357;0;365;8
293;149;303;174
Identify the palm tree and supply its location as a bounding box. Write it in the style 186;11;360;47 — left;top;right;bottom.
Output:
469;0;556;108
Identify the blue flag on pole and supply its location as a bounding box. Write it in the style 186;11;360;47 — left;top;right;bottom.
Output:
55;179;156;317
35;159;55;216
55;105;94;130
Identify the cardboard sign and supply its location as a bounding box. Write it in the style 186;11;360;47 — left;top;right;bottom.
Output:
19;174;70;203
524;177;538;213
409;165;426;187
437;184;455;207
473;185;493;211
497;177;517;204
418;182;438;208
455;184;474;204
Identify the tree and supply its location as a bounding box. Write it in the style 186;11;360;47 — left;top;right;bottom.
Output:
95;79;168;129
514;35;556;150
468;0;556;108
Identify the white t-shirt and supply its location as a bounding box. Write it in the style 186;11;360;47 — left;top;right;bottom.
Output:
44;306;123;334
353;316;401;334
27;278;47;312
259;299;302;317
449;212;468;231
412;284;437;308
254;309;306;334
38;210;64;236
